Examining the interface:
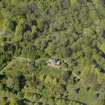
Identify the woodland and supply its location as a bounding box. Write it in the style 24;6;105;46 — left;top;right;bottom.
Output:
0;0;105;105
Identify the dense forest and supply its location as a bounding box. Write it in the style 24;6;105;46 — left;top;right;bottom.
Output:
0;0;105;105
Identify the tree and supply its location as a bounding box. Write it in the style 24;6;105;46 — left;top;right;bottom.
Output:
70;0;78;7
14;17;25;41
57;46;72;58
45;43;56;56
1;98;7;105
9;97;18;105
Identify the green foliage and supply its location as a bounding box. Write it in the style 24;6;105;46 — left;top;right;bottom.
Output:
45;43;56;56
57;46;72;58
1;0;105;105
70;0;78;7
9;97;18;105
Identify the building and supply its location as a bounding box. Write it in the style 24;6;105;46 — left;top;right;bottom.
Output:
47;58;61;68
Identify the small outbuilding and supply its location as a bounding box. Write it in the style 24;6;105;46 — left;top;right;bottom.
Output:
47;58;61;68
